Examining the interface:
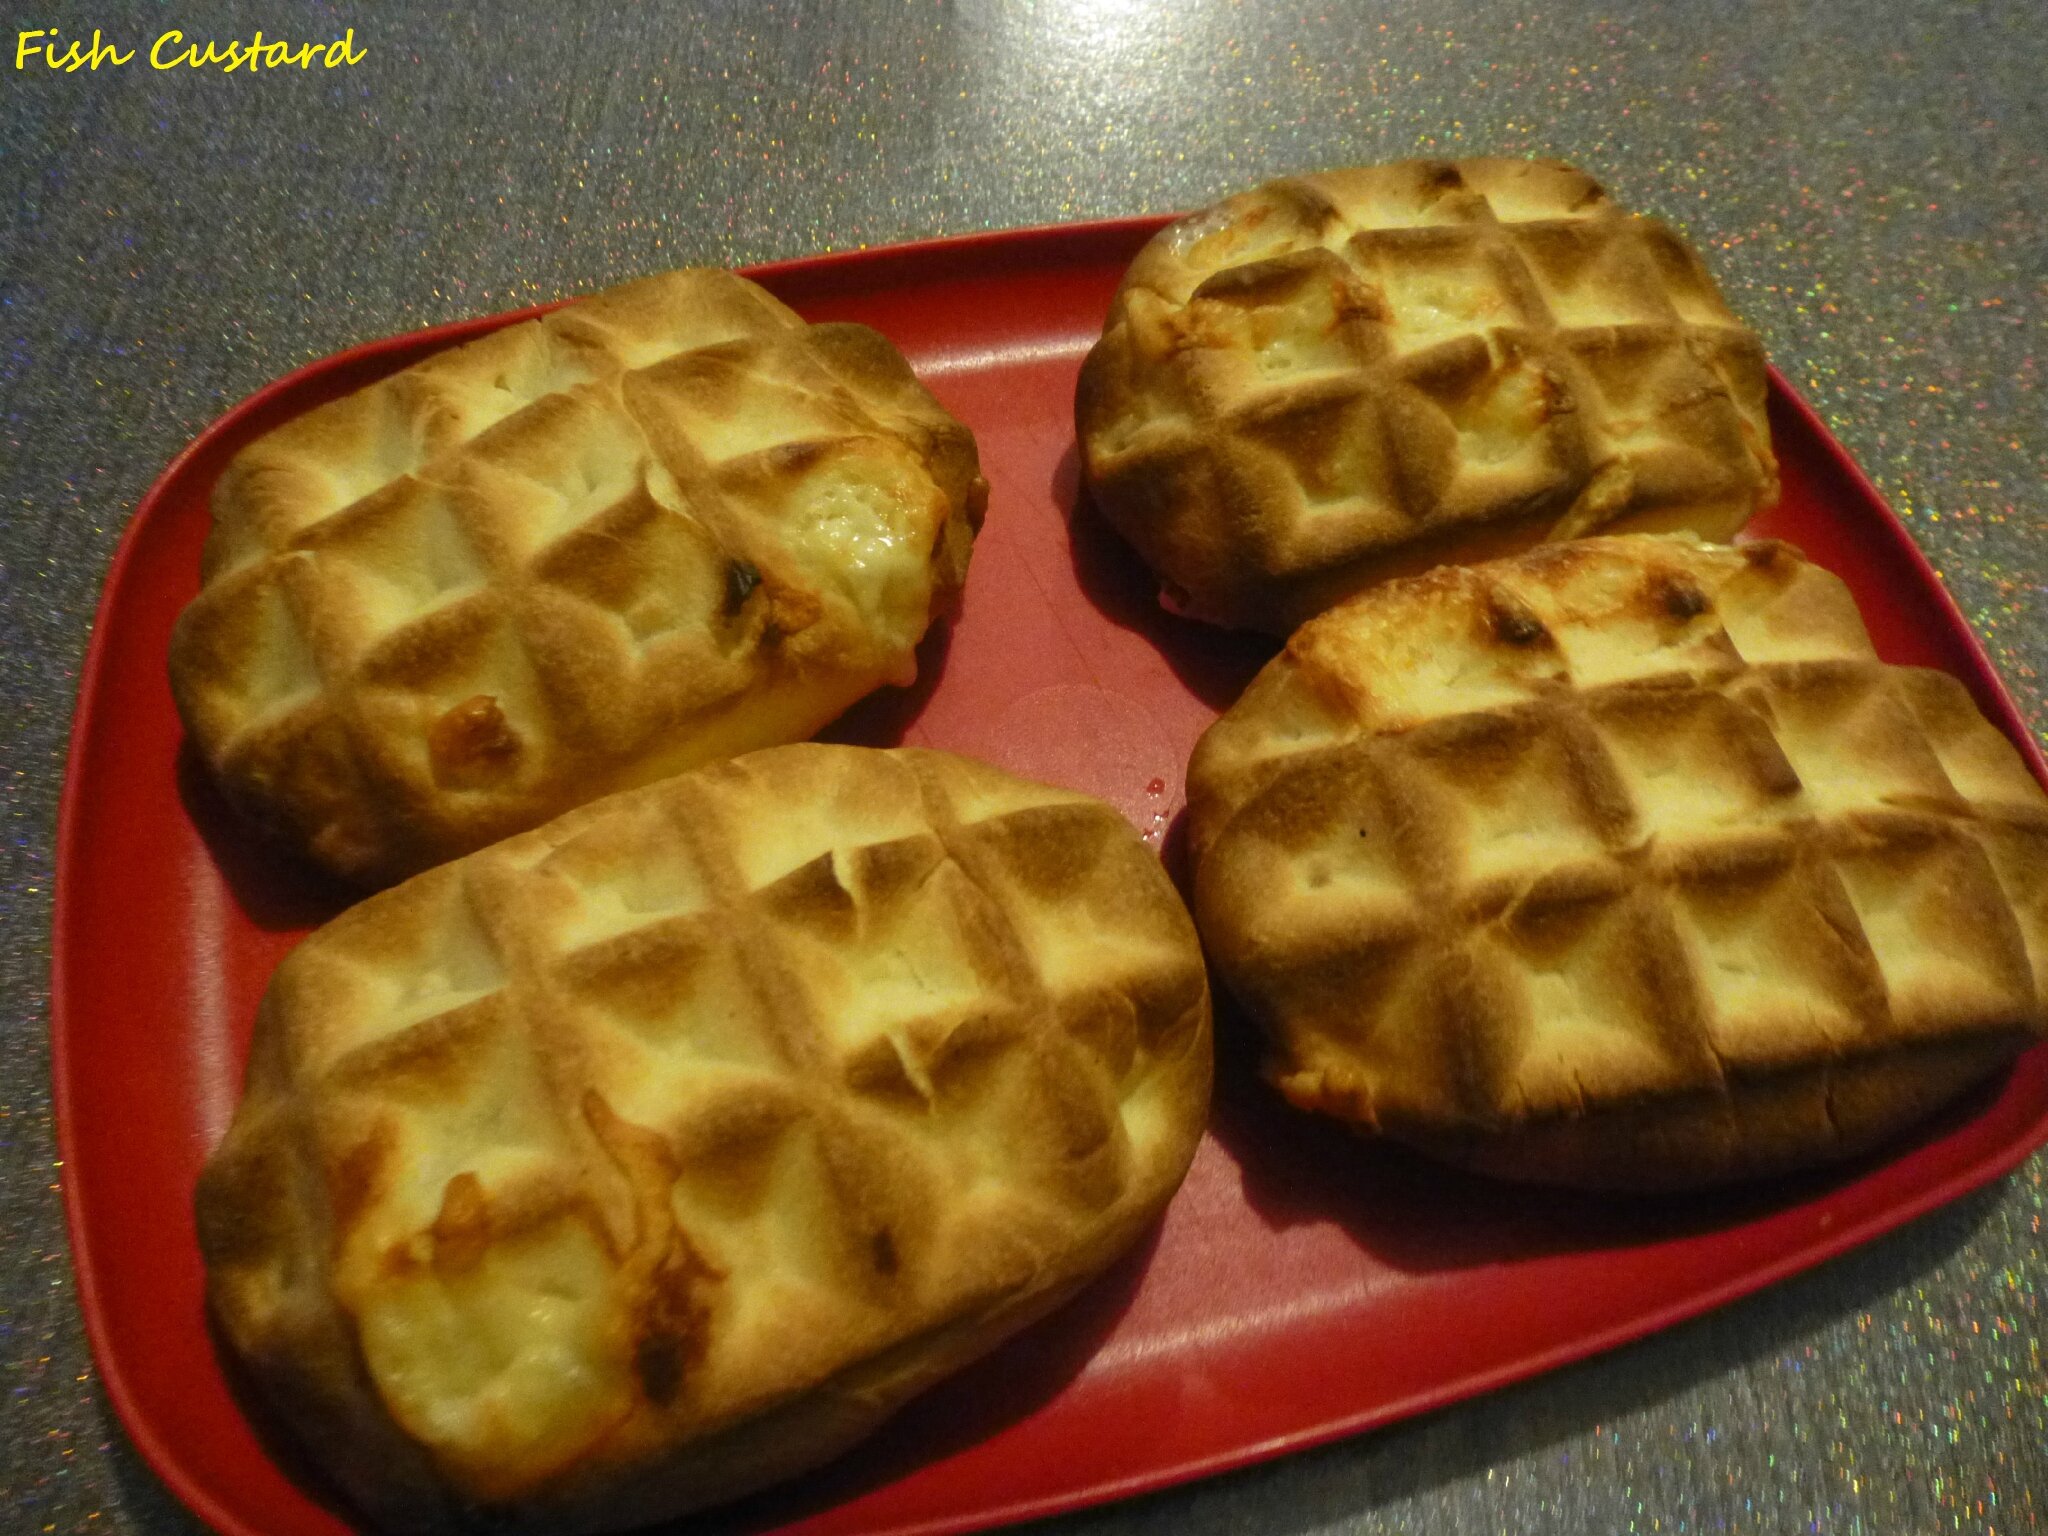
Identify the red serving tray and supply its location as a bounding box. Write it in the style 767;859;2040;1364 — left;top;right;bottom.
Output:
53;218;2048;1536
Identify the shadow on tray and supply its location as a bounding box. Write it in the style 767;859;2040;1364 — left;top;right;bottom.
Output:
818;613;956;749
176;740;356;933
204;1309;391;1534
1052;444;1276;713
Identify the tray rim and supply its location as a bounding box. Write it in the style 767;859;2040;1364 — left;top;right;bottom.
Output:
49;212;2048;1536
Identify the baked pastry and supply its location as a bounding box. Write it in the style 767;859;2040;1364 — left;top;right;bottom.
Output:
1187;534;2048;1187
196;743;1211;1532
170;269;986;886
1077;158;1778;632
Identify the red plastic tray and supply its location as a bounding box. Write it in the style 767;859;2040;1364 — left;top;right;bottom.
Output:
53;218;2048;1536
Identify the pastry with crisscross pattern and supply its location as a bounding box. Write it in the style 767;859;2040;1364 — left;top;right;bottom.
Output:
1188;534;2048;1187
1078;158;1778;632
197;743;1210;1531
170;269;986;886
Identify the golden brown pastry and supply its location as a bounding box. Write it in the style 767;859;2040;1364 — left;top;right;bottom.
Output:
197;743;1211;1532
170;269;986;886
1078;158;1778;632
1188;534;2048;1187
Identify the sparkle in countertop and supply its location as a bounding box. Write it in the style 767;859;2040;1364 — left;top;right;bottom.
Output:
3;2;2045;1534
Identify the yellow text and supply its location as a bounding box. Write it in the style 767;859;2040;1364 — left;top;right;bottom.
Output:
150;28;366;71
15;29;135;70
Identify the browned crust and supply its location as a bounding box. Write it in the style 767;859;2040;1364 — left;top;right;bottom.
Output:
197;743;1210;1530
1187;534;2048;1187
1384;1037;2028;1190
1076;158;1777;633
169;271;988;887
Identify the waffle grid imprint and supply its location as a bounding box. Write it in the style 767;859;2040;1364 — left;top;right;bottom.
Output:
1077;158;1780;632
169;269;986;885
196;745;1210;1530
1188;535;2048;1186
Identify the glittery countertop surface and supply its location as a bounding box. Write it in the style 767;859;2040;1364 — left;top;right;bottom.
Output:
4;2;2044;1531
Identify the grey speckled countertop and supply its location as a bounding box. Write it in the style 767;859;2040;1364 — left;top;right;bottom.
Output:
4;2;2044;1532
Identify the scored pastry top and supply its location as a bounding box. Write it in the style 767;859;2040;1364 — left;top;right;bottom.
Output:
1078;158;1779;632
197;743;1211;1531
170;269;986;885
1188;534;2048;1185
